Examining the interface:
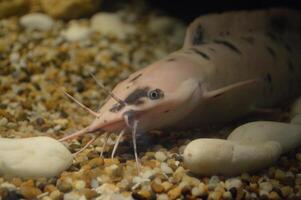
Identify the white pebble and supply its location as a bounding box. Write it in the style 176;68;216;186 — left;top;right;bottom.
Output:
155;151;167;162
0;137;72;178
208;176;220;190
160;163;173;174
259;182;273;193
157;193;169;200
91;12;135;39
20;13;54;31
225;178;242;190
61;24;91;42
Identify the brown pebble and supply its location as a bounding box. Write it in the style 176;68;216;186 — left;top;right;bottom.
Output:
88;157;104;168
168;187;182;200
57;181;72;193
151;181;164;193
79;188;98;199
11;178;22;187
269;191;281;200
44;184;58;193
20;186;42;199
104;158;120;166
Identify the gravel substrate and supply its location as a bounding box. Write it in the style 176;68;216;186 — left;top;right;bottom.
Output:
1;4;301;200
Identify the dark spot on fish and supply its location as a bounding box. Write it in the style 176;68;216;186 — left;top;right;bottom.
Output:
126;86;130;89
192;25;204;45
129;73;142;82
189;48;210;60
166;58;176;62
269;16;288;35
164;110;170;113
214;39;242;54
109;103;125;113
124;87;150;105
266;46;276;59
288;60;294;72
241;36;255;44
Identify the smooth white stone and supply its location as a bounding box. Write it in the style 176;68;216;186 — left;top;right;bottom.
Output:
91;12;135;39
228;121;301;153
0;136;72;178
183;138;281;176
61;24;91;41
20;13;54;31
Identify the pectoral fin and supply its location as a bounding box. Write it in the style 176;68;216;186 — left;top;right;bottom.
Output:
202;78;261;99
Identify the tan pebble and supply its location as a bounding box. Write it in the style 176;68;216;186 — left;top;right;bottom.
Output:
20;186;42;199
88;157;104;168
104;158;120;165
208;190;223;200
57;181;72;192
269;191;281;199
49;190;62;200
105;164;123;177
138;189;152;199
151;181;164;193
11;178;22;187
44;184;57;193
79;188;98;199
74;180;86;190
275;169;286;180
42;196;52;200
191;186;202;197
167;187;181;200
222;191;232;200
162;181;173;192
280;186;293;198
143;160;159;168
21;179;34;187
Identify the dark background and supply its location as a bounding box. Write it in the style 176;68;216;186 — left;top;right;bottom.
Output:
149;0;301;23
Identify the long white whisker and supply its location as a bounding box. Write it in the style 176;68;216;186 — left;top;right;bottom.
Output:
63;90;99;117
90;73;126;106
111;129;125;158
132;120;140;171
73;134;96;156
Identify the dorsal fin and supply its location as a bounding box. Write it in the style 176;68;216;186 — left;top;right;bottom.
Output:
183;8;301;48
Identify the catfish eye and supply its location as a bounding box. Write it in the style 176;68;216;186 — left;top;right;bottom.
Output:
148;89;164;100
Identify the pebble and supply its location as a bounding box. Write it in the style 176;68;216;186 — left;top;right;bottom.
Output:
61;24;91;42
167;187;181;200
57;181;73;193
280;186;293;197
157;193;169;200
0;117;8;127
151;181;164;193
275;169;286;180
155;151;167;162
41;0;100;19
208;176;220;190
225;178;242;190
20;13;54;31
91;12;135;39
0;137;72;178
160;163;173;175
20;185;42;199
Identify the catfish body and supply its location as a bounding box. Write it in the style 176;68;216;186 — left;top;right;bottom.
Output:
61;8;301;141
